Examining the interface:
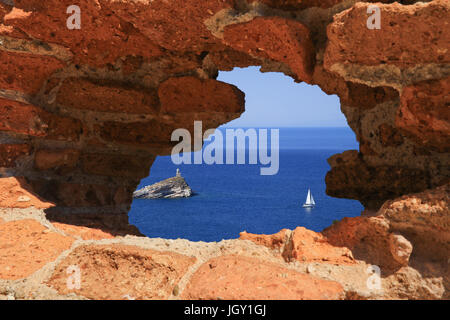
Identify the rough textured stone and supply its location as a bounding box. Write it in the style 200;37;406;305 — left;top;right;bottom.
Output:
29;180;135;208
0;219;73;280
241;227;355;265
224;16;315;82
0;50;64;95
34;149;80;172
208;48;262;71
51;222;115;240
104;0;235;52
0;98;82;141
311;65;399;109
325;1;450;69
0;0;447;226
251;0;345;10
93;120;174;147
80;153;153;179
379;183;450;264
389;233;413;266
0;0;448;300
182;255;344;300
45;210;141;237
323;215;401;271
287;227;355;265
325;150;438;209
397;77;450;152
240;229;289;250
0;144;31;168
56;78;160;114
0;177;54;209
0;2;11;20
378;123;404;147
159;76;245;114
48;244;196;300
4;1;163;66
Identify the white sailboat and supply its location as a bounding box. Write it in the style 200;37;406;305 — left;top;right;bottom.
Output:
302;188;315;208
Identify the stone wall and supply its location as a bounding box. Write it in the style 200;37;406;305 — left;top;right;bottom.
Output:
0;0;448;299
1;185;448;299
1;1;448;224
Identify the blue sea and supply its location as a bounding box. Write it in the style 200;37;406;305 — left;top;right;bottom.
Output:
129;127;363;242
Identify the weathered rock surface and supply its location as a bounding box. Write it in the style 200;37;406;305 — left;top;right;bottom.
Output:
223;16;315;82
0;0;448;300
133;176;193;199
1;185;447;300
0;219;73;280
0;0;447;224
48;244;196;300
181;255;345;300
0;177;55;209
240;226;356;265
396;77;450;152
324;1;450;85
378;183;450;265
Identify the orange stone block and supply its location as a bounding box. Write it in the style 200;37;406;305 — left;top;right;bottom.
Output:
182;255;344;300
0;98;82;141
240;227;355;265
0;219;74;280
52;223;115;240
0;50;64;95
48;244;196;300
224;16;314;82
158;76;245;114
0;177;54;209
56;78;159;114
239;229;289;250
289;227;355;265
397;77;450;152
324;1;450;69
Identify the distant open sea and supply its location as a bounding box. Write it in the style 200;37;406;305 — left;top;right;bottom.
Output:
129;127;363;242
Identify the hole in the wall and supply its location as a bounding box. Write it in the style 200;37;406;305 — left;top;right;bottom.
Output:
128;66;363;242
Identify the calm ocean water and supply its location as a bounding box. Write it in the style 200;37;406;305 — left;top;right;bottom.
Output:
129;127;363;242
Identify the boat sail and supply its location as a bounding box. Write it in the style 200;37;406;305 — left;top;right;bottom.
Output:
302;188;315;208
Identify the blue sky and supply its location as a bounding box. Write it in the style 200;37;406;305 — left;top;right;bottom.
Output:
217;66;347;127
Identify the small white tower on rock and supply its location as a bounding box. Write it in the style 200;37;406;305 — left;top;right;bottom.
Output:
176;168;181;177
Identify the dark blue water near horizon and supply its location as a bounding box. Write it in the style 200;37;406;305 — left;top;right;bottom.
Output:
129;127;363;242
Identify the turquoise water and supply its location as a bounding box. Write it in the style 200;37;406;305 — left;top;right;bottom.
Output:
129;127;363;242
